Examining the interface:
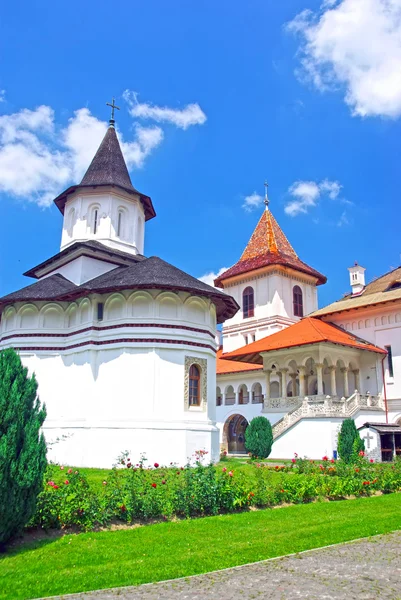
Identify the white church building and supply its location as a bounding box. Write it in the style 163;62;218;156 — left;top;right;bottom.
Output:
1;113;400;465
0;115;238;467
215;193;401;461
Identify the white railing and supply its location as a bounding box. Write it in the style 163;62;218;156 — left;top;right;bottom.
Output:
271;392;384;439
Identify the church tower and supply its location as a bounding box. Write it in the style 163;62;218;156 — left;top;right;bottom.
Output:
215;187;326;352
54;108;155;257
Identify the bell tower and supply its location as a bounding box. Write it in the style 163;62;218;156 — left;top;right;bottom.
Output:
53;98;156;256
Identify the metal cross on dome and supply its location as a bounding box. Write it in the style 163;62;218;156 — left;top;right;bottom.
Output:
106;97;120;124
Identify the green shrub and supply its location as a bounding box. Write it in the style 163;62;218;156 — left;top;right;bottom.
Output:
245;416;273;459
0;349;47;546
337;418;364;463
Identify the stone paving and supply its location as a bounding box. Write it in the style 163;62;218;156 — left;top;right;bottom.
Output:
53;531;401;600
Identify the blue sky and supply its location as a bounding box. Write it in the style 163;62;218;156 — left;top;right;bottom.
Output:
0;0;400;308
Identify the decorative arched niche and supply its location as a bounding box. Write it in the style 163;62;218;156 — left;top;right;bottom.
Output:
184;297;206;324
158;292;180;319
41;304;64;328
128;291;153;318
105;294;126;320
19;304;39;329
2;307;16;331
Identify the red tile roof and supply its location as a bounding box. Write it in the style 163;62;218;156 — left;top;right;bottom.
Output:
214;209;326;287
221;317;386;364
216;348;263;374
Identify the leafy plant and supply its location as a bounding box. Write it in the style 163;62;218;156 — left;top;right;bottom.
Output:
337;418;365;463
245;416;273;459
0;349;47;546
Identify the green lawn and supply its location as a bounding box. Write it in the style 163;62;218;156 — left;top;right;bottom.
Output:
2;494;401;600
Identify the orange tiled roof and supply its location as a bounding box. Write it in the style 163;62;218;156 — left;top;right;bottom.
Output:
214;209;326;287
222;317;386;364
216;348;263;374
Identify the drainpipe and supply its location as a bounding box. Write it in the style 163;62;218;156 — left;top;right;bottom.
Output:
381;354;388;424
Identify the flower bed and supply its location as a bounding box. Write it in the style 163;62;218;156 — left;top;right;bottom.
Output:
30;453;401;532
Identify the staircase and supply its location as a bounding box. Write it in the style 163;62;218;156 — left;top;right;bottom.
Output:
271;392;384;440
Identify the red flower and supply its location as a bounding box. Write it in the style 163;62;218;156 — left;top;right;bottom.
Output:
53;485;59;489
67;468;73;474
64;480;69;485
249;492;255;497
176;471;181;475
370;459;374;463
127;462;132;468
355;468;360;473
222;467;227;472
359;450;365;457
228;471;234;477
154;462;159;468
151;483;157;488
330;459;335;464
162;480;166;485
120;505;127;512
275;465;279;470
322;456;328;461
362;481;370;485
280;489;285;493
291;458;296;464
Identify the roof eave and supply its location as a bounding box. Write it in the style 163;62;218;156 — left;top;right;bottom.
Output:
53;183;156;221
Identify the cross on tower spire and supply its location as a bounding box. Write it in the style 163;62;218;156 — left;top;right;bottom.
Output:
264;180;269;210
106;97;120;127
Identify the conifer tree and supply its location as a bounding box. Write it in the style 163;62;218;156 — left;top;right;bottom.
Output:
245;416;273;459
0;348;47;546
337;418;364;463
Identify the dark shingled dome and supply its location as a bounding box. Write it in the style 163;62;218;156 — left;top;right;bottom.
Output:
81;126;135;190
1;257;239;324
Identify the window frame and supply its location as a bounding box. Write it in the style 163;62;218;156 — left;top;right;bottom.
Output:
243;286;255;319
385;345;394;378
293;285;304;317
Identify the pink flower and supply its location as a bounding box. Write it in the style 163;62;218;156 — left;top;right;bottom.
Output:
60;466;64;470
291;458;296;464
127;462;132;468
67;468;73;474
154;462;159;468
102;481;107;485
294;453;298;458
64;480;69;485
228;471;234;477
359;450;365;457
222;467;227;472
47;481;55;487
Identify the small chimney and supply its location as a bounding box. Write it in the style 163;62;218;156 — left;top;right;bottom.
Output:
348;262;366;295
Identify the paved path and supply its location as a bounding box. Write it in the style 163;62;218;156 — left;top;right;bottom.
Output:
53;531;401;600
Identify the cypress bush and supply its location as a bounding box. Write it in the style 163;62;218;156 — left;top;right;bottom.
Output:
0;348;47;546
245;416;273;459
337;418;365;463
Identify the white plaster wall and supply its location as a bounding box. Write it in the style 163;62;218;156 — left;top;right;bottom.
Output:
42;256;119;285
0;290;220;468
60;190;145;256
326;304;401;401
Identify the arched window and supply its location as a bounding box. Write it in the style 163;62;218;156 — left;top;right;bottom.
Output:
293;285;303;317
93;209;99;235
67;208;75;236
189;364;201;406
117;211;123;237
243;287;254;319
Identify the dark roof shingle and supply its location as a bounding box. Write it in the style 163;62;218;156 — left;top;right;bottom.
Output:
0;274;77;303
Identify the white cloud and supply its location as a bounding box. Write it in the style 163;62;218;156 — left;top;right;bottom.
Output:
198;267;230;288
123;90;207;130
0;90;6;103
287;0;401;118
284;179;342;216
242;192;264;212
0;92;201;206
337;211;349;226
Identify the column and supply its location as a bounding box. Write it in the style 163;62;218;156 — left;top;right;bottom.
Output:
278;371;283;398
235;390;239;405
342;368;349;397
281;369;289;398
298;366;306;397
290;373;297;397
316;363;324;396
329;365;337;397
353;369;360;392
222;392;226;405
265;370;272;401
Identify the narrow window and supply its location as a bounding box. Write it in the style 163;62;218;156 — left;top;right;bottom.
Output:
293;285;303;317
385;345;394;378
97;302;104;321
189;365;201;406
243;287;254;319
93;209;98;235
117;211;123;237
